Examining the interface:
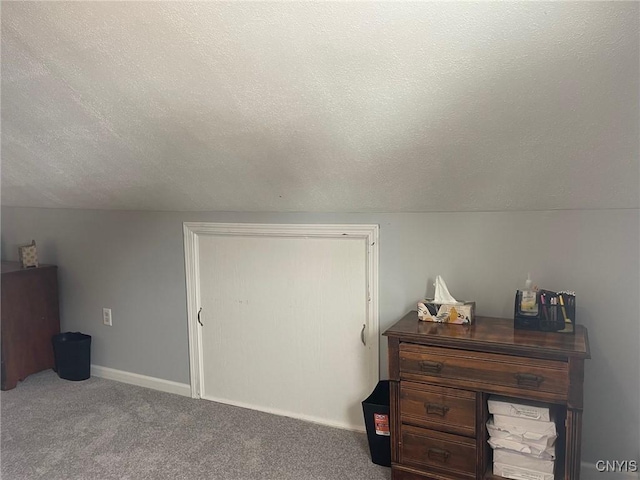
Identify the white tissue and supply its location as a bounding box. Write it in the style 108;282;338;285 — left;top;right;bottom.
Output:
433;275;460;304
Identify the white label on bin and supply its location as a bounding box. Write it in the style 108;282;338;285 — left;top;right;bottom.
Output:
374;413;390;436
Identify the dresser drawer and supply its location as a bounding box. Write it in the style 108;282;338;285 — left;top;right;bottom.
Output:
400;424;476;478
400;344;568;396
400;382;476;437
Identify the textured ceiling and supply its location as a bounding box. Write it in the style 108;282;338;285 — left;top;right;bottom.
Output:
1;2;638;212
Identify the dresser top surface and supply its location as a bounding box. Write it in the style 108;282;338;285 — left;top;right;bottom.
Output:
384;311;590;359
1;261;56;274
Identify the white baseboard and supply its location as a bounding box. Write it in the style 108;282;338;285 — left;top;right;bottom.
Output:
202;394;366;433
90;365;191;397
581;462;639;480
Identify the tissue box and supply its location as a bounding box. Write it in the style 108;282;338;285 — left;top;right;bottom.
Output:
493;414;557;437
488;436;556;459
488;396;551;421
486;419;557;449
417;300;476;324
493;450;554;474
493;462;554;480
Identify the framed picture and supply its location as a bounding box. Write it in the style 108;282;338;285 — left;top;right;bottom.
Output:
18;240;39;268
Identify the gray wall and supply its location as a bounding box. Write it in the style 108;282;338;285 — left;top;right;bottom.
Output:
1;206;638;463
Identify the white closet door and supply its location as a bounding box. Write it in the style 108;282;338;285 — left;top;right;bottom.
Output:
197;234;373;430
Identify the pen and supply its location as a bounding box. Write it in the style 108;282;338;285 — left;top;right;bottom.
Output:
559;294;570;324
540;293;549;321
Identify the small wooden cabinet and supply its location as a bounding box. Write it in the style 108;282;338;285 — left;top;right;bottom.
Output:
1;262;60;390
384;311;590;480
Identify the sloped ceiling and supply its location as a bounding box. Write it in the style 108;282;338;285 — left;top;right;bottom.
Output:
1;2;638;212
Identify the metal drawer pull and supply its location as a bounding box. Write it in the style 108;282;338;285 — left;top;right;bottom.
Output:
419;360;443;373
427;447;451;462
425;403;450;417
515;373;544;387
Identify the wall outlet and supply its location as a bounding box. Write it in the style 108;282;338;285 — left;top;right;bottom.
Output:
103;308;112;326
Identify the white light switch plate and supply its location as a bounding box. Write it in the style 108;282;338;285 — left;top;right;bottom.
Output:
103;308;112;326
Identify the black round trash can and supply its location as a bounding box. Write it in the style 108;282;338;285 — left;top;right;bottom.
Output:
362;380;391;467
52;332;91;381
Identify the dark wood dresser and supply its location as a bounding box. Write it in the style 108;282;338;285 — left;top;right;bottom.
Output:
384;311;590;480
1;262;60;390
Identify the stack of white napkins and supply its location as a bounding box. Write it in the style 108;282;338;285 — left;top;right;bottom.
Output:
487;396;557;480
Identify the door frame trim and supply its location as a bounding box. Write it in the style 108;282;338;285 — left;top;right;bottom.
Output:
183;222;380;400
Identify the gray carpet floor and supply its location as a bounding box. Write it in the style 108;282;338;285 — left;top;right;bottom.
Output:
1;371;390;480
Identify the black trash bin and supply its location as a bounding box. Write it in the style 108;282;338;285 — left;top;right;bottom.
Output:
362;380;391;467
52;332;91;381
